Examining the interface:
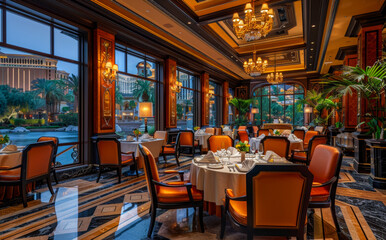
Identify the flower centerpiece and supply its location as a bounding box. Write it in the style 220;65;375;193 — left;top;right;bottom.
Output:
236;141;250;162
274;129;281;136
0;134;10;149
133;129;141;141
194;126;200;131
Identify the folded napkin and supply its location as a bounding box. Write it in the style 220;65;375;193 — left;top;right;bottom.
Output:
226;147;240;157
281;130;291;136
1;144;17;152
126;135;134;141
257;134;265;139
263;150;282;162
288;134;301;142
223;126;230;131
140;133;152;140
195;129;204;135
194;151;220;163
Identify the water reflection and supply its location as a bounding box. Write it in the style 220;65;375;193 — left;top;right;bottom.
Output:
53;187;79;239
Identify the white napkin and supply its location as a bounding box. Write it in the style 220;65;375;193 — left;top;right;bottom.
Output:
194;151;220;163
223;126;230;131
236;159;255;172
281;130;291;136
257;134;265;140
195;129;204;135
227;147;240;157
288;134;301;142
264;150;280;161
126;135;134;141
140;133;152;140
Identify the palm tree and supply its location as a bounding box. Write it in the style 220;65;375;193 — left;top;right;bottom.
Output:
62;74;79;112
133;79;154;102
32;78;65;122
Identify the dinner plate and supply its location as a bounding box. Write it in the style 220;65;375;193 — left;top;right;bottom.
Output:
207;163;223;169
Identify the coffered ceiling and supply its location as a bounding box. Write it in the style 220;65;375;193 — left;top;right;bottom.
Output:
99;0;385;81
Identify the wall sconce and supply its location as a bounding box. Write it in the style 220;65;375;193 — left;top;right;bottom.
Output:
207;89;215;98
104;61;118;84
171;80;182;93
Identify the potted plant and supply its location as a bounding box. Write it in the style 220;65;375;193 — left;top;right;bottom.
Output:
0;134;10;149
323;61;386;188
235;141;250;162
229;98;251;127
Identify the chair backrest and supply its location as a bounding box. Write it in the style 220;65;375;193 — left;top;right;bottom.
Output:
21;141;54;181
138;144;160;203
178;130;194;146
154;131;167;146
257;129;270;136
246;164;313;231
314;126;325;134
307;135;328;160
238;130;249;143
238;126;247;131
37;136;59;154
205;127;215;135
292;129;305;141
207;135;233;152
215;127;222;135
308;145;342;193
261;136;290;158
304;131;319;145
96;138;121;166
252;126;258;134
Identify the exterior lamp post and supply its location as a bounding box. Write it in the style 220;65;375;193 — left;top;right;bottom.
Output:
139;102;153;133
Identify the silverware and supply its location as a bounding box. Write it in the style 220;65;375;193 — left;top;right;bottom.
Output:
227;166;232;172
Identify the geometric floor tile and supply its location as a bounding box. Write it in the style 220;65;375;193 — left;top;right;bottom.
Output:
53;217;92;234
93;203;123;217
124;192;150;203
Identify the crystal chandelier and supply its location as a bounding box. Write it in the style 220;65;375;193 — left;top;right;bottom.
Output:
232;1;274;42
266;54;283;84
243;52;268;77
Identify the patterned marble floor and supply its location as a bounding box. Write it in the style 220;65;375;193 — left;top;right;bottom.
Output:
0;156;385;240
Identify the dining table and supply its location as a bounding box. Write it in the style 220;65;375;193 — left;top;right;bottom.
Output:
249;136;304;157
120;138;165;168
0;147;35;201
194;133;212;150
190;153;290;216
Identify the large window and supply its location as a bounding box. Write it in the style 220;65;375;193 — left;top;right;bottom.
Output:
0;3;84;166
209;81;222;127
228;88;235;124
252;84;304;126
176;68;199;130
115;45;159;135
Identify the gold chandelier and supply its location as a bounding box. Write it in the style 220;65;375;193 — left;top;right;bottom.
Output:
267;54;283;84
243;52;268;77
232;1;274;42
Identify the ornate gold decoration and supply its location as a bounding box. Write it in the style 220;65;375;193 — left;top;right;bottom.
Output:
232;1;274;42
243;51;268;77
266;53;283;84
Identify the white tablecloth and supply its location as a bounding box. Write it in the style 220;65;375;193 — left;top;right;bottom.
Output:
120;139;164;168
223;130;233;139
249;137;304;155
195;133;212;149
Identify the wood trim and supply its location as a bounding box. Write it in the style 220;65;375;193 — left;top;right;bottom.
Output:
201;72;210;126
335;45;357;60
164;58;177;128
93;28;116;134
222;81;229;125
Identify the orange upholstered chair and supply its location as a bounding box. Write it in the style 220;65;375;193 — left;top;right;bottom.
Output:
207;135;234;152
292;129;305;141
303;131;319;149
178;130;201;157
139;144;204;238
205;127;215;135
308;145;343;234
238;131;249;143
161;132;184;166
37;136;59;184
96;138;138;183
261;136;290;158
238;126;247;131
252;126;258;137
215;127;222;135
291;135;328;165
257;129;270;136
220;164;313;240
0;141;55;207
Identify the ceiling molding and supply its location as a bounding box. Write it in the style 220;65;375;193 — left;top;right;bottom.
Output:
335;45;357;60
345;1;386;37
328;64;343;74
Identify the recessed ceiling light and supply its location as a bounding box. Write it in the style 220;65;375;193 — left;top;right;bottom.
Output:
309;64;312;66
312;25;316;28
310;56;313;58
231;56;233;58
310;48;314;51
311;42;315;44
145;10;150;13
178;32;182;34
188;21;192;24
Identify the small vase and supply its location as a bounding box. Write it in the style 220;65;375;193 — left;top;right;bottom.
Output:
241;151;246;162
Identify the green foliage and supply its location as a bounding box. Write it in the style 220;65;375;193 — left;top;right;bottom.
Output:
229;98;251;126
133;79;154;102
335;122;343;128
177;103;184;119
0;134;10;144
9;118;42;126
0;91;6;116
58;113;78;126
148;125;155;135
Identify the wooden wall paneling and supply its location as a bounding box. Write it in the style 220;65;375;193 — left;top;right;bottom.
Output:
164;58;177;128
343;54;358;128
222;81;229;125
201;72;210;126
93;29;116;134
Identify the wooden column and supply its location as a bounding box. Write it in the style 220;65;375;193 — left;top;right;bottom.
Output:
201;72;210;126
164;58;177;128
342;54;358;129
93;29;116;134
222;81;229;125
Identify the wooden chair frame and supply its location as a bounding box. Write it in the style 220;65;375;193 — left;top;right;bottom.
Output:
95;138;138;183
207;135;234;152
257;128;272;136
220;164;313;240
138;144;204;238
178;130;202;158
290;135;328;165
0;141;55;207
37;136;59;184
261;136;290;159
161;133;181;166
292;129;306;141
308;145;344;234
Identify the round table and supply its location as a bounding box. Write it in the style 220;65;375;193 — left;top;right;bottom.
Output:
249;137;304;156
120;138;164;168
195;133;212;150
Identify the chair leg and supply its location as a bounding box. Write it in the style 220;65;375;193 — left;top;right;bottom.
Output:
148;204;157;238
220;206;226;239
199;205;204;233
46;177;54;195
117;167;122;183
331;203;341;233
52;168;59;184
247;231;253;240
96;166;102;183
191;147;195;157
163;154;167;165
21;182;27;208
133;153;139;177
175;153;180;166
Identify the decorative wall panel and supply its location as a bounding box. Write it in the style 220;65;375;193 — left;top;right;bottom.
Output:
165;58;177;128
201;72;210;126
93;29;115;134
343;54;358;128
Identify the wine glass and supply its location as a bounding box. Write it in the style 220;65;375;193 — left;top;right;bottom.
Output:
258;143;264;159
